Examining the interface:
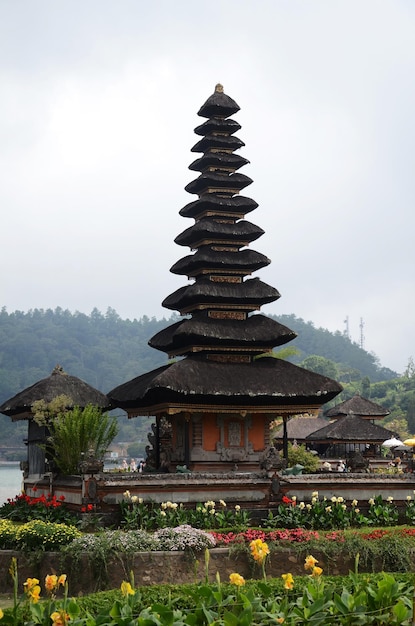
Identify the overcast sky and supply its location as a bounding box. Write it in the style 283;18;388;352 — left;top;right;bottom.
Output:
1;1;414;375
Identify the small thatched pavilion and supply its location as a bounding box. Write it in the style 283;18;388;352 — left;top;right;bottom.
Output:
0;365;110;478
325;393;390;422
306;413;395;461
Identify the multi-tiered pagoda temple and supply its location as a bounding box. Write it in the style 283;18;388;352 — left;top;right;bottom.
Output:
109;85;342;472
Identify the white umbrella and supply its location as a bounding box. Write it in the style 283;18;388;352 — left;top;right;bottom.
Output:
382;437;404;447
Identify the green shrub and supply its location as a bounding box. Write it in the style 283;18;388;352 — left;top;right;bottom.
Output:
287;443;320;473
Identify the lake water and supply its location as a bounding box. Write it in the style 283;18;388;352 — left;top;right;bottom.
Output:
0;464;24;505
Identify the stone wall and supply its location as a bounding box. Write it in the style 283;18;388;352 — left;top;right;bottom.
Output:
0;547;408;595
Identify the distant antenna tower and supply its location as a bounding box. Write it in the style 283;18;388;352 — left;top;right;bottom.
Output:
343;316;350;339
359;317;365;350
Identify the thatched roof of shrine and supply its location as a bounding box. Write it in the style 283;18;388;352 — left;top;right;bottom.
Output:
179;195;258;219
108;356;343;414
170;248;270;276
307;413;394;443
149;313;297;354
175;219;263;248
197;85;240;118
162;277;280;312
325;394;390;420
273;417;330;441
0;365;110;421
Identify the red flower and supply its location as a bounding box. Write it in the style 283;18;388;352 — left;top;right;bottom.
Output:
282;495;295;505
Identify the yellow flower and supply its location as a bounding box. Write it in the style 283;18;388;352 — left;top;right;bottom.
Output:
229;573;245;586
28;585;41;603
50;610;69;626
304;555;318;571
249;539;270;565
45;574;58;592
23;577;40;591
120;581;135;597
58;574;67;587
312;566;323;577
0;608;3;619
281;572;294;590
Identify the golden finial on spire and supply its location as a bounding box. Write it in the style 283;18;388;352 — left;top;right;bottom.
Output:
215;83;224;93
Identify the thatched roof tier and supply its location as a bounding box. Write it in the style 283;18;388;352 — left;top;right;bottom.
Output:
325;394;390;420
149;313;297;355
0;365;110;421
170;248;270;277
194;117;241;136
185;172;252;196
191;134;245;154
179;195;258;219
175;218;264;248
197;84;240;118
273;417;330;441
108;356;343;414
162;277;280;313
189;152;249;173
306;414;394;443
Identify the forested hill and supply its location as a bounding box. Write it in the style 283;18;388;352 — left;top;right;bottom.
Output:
0;306;397;406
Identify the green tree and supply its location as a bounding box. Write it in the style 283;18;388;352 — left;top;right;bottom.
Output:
301;355;339;380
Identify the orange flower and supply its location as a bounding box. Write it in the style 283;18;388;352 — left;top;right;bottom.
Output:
276;619;285;624
281;572;294;590
45;574;58;592
229;573;246;587
304;555;318;571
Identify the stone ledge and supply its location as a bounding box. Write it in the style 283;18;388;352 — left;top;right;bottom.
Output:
0;546;412;595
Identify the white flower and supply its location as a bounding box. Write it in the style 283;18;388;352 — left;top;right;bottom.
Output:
291;495;297;502
131;495;138;504
325;506;332;513
368;498;375;506
298;501;305;509
161;502;167;510
387;496;394;502
342;504;347;510
219;500;226;507
306;504;312;510
311;497;317;505
312;491;319;498
171;502;178;510
352;499;358;507
209;509;216;515
337;497;344;503
123;490;131;499
355;508;360;514
234;505;241;511
407;495;412;501
160;511;166;517
139;497;143;504
331;496;337;503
